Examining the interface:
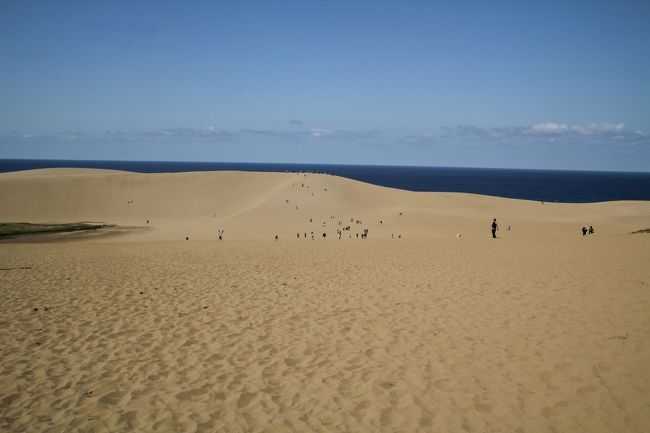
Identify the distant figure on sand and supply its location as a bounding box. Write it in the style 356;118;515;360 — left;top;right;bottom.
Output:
275;235;278;241
491;219;498;238
588;225;594;235
582;226;588;236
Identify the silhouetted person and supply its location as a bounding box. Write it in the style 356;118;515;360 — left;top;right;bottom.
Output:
491;219;498;238
582;226;588;236
588;225;594;235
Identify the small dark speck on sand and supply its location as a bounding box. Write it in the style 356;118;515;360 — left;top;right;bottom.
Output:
33;308;38;312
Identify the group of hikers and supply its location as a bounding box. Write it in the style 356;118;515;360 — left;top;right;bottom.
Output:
290;228;369;240
491;218;596;238
224;218;598;241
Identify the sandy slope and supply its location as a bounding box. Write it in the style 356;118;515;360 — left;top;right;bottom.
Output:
1;168;648;241
1;168;649;433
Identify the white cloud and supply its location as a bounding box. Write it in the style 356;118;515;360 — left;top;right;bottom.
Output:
442;122;648;146
405;132;436;142
570;123;624;134
310;128;331;137
530;123;569;133
529;122;629;135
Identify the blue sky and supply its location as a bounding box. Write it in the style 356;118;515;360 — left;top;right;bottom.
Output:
1;0;649;171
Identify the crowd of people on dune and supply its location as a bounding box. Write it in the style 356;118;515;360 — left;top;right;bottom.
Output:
203;218;597;242
202;173;600;242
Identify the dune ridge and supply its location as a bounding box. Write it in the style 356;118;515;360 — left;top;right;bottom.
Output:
1;168;648;241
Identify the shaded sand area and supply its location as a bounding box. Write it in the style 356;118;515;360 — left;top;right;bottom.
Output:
1;168;649;432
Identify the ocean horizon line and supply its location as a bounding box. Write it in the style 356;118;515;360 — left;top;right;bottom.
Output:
1;158;649;175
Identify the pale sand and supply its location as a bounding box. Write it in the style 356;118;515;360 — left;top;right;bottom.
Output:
1;168;649;432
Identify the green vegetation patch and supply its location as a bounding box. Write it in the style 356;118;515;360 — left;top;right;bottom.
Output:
0;222;109;238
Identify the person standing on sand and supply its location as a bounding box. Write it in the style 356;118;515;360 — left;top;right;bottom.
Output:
491;218;498;238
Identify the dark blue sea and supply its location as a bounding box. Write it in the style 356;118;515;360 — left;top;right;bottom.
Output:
1;159;649;203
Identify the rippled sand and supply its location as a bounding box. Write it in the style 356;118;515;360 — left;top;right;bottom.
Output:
1;169;649;432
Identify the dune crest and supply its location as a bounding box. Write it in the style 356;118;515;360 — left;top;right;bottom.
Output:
1;168;648;241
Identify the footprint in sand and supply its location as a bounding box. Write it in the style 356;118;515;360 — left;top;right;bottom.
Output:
237;392;256;408
98;391;125;406
176;384;210;402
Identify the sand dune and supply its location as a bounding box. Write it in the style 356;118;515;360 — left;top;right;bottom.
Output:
1;168;648;241
1;168;649;432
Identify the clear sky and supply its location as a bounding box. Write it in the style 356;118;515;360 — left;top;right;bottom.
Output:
1;0;649;171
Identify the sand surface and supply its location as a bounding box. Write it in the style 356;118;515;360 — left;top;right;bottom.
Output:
1;168;649;432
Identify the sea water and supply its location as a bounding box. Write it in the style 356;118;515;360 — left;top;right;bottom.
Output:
1;159;649;203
